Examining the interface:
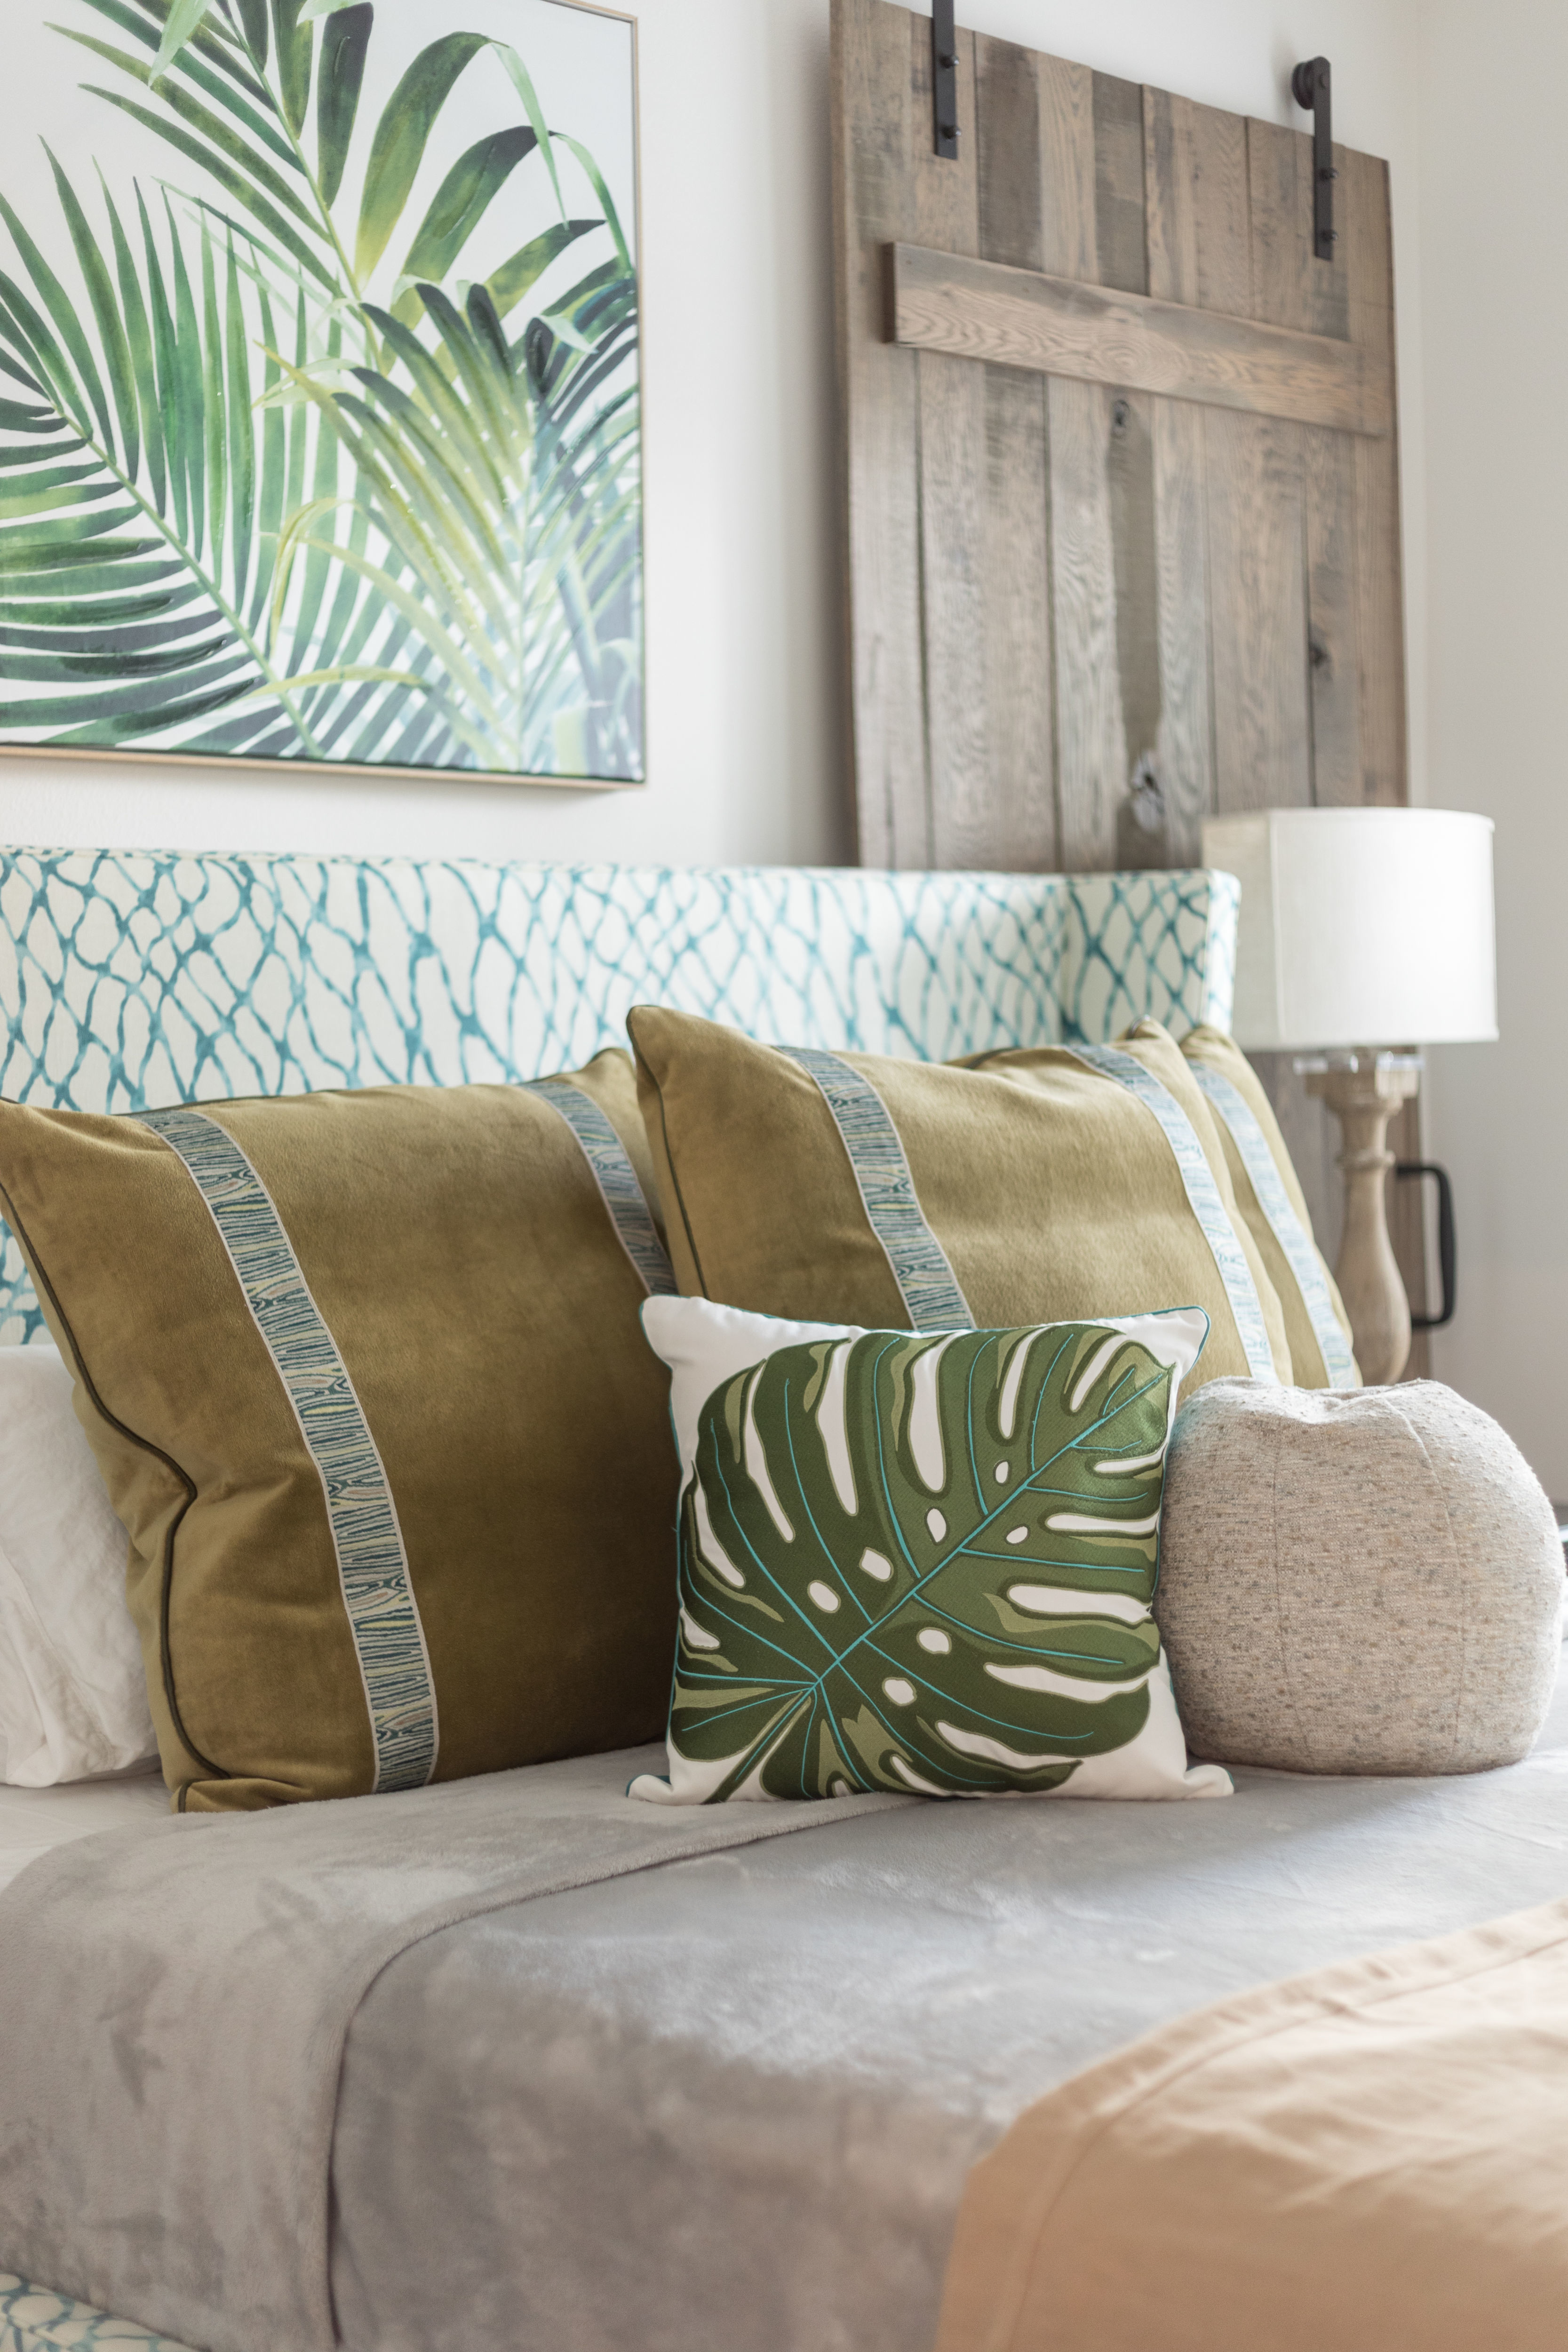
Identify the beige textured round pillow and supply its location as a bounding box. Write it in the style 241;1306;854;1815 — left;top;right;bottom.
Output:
1157;1379;1565;1774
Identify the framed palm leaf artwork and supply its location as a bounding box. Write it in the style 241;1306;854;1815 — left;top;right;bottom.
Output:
0;0;643;785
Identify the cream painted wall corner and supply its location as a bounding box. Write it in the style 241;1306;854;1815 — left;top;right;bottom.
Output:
1418;0;1568;1496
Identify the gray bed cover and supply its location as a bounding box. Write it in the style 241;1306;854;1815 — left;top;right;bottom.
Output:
7;1656;1568;2352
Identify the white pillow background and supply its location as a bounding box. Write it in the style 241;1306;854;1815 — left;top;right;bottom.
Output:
0;1344;158;1786
635;1297;1231;1806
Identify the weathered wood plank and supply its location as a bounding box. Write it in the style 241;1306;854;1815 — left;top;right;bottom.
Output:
1106;390;1162;864
1095;72;1161;863
1247;118;1350;342
1144;86;1201;308
1344;145;1407;809
906;14;987;867
1192;103;1252;316
1143;86;1215;864
888;245;1394;436
1050;379;1125;868
1304;421;1363;805
1035;51;1120;869
831;0;930;864
979;365;1054;867
1037;52;1097;281
1148;397;1212;861
974;32;1055;869
1206;406;1312;812
976;34;1042;270
1093;72;1148;294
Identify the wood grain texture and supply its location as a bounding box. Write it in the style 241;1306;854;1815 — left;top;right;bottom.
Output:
832;0;930;863
835;0;1409;912
832;0;1422;1355
1247;118;1349;342
974;32;1055;868
1150;395;1213;860
1345;144;1407;810
980;364;1055;866
1144;85;1201;308
1092;72;1148;295
1304;421;1363;805
1035;55;1119;869
976;33;1043;270
1142;85;1217;863
1050;376;1125;868
1207;406;1311;813
907;15;988;867
889;245;1393;436
1037;52;1096;281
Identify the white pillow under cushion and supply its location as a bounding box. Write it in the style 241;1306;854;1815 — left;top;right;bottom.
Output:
632;1298;1230;1805
0;1344;157;1786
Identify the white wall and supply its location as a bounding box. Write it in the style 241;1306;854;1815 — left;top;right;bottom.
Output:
1418;1;1568;1494
0;0;1426;875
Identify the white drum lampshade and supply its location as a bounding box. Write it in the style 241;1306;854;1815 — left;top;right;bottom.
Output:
1200;808;1497;1051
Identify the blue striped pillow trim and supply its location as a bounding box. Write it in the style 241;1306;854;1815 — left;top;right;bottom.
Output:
1188;1061;1358;1389
780;1047;973;1333
524;1079;676;1296
135;1107;439;1795
1065;1046;1282;1383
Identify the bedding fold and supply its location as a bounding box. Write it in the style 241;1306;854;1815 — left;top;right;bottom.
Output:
0;1748;905;2352
937;1893;1568;2352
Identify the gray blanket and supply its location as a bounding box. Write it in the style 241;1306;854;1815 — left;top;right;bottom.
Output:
0;1756;904;2352
5;1662;1568;2352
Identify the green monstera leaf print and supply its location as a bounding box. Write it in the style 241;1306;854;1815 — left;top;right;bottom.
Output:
669;1321;1179;1802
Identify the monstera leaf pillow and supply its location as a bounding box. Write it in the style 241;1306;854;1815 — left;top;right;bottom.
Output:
632;1298;1231;1805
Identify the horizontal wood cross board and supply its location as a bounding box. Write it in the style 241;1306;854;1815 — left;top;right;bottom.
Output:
887;246;1393;438
831;0;1426;1365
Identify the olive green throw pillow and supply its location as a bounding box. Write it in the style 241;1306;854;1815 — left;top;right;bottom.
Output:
630;1296;1231;1803
0;1053;678;1811
1179;1026;1360;1390
629;1009;1294;1390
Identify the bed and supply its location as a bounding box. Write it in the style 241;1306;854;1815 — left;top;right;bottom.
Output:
0;848;1563;2352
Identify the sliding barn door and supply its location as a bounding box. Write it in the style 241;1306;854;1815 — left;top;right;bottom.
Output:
830;0;1427;1356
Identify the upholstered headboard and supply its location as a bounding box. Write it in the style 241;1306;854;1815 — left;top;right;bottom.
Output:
0;849;1238;1339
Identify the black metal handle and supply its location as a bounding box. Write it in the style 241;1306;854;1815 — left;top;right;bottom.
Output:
1290;56;1337;261
932;0;958;159
1395;1161;1457;1330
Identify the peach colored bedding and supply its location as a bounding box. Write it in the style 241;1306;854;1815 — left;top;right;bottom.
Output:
938;1893;1568;2352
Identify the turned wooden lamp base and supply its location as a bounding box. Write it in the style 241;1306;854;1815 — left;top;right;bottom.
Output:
1302;1053;1422;1386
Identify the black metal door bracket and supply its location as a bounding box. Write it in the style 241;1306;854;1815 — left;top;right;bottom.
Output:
933;0;958;160
1290;56;1336;260
1395;1162;1457;1330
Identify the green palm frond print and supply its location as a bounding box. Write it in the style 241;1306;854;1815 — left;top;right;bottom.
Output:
668;1322;1178;1802
0;0;641;779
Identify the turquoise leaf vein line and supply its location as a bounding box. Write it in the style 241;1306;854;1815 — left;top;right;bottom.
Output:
684;1335;1170;1792
136;1104;439;1793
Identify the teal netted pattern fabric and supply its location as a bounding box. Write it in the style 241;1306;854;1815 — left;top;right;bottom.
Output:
0;850;1237;1342
1;2274;197;2352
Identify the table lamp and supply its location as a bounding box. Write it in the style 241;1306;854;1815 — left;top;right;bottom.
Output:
1201;808;1497;1385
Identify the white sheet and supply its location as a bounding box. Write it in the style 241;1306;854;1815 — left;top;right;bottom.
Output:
0;1345;157;1788
0;1770;166;1895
